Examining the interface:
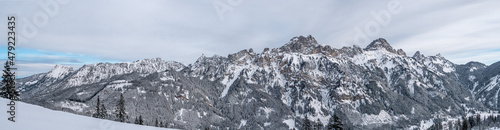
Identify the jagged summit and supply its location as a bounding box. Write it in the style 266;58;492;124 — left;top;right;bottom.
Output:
46;65;73;79
133;57;164;63
413;51;425;60
365;38;392;51
365;38;406;56
278;36;406;56
51;64;73;71
289;35;318;45
195;53;226;64
279;35;320;53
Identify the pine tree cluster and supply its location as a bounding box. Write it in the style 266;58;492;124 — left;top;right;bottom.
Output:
429;114;500;130
92;96;107;119
302;114;343;130
90;93;174;128
134;115;144;125
328;114;343;130
115;93;127;122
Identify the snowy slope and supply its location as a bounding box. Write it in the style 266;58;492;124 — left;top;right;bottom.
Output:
0;98;175;130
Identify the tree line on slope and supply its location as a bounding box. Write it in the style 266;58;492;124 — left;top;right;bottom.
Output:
92;93;173;128
93;92;347;129
428;114;500;130
302;114;344;130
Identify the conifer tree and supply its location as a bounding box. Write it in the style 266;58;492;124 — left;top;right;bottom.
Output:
468;116;475;128
461;117;468;130
100;104;107;119
303;115;312;130
328;113;343;130
115;93;126;122
476;114;481;126
92;96;101;118
138;115;143;125
134;116;139;124
315;118;322;130
155;118;159;127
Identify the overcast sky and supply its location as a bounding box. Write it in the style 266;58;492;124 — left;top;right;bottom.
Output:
1;0;499;77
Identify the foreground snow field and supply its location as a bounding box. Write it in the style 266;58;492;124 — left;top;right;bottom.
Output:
1;98;175;130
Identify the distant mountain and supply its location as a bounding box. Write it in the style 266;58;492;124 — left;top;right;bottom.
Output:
16;35;500;129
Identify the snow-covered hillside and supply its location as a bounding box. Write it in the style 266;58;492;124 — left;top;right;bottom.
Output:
1;98;175;130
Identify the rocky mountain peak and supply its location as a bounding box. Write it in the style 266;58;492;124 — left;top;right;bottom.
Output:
365;38;392;50
365;38;406;56
279;35;320;53
133;57;164;64
290;35;318;45
195;54;225;63
197;54;207;61
46;65;73;79
365;38;391;50
436;53;442;57
131;58;185;69
413;51;425;60
228;48;256;62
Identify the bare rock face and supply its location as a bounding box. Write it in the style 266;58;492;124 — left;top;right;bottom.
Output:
16;35;499;129
278;35;319;53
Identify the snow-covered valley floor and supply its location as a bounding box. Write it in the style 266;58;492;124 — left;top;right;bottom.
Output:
1;98;175;130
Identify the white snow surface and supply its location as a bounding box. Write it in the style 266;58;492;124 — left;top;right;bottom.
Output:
419;119;434;130
58;100;88;112
470;67;478;72
238;120;247;129
220;64;248;98
24;80;38;85
351;50;397;68
106;80;132;91
1;98;176;130
260;107;274;119
76;91;88;96
160;76;174;81
361;110;393;125
485;75;500;91
442;63;455;73
283;119;296;129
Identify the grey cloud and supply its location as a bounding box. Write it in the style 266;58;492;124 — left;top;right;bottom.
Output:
0;0;498;70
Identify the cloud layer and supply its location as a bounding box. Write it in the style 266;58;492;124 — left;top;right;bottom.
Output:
0;0;499;77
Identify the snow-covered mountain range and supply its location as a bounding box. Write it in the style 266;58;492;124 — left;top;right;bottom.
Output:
16;35;500;129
